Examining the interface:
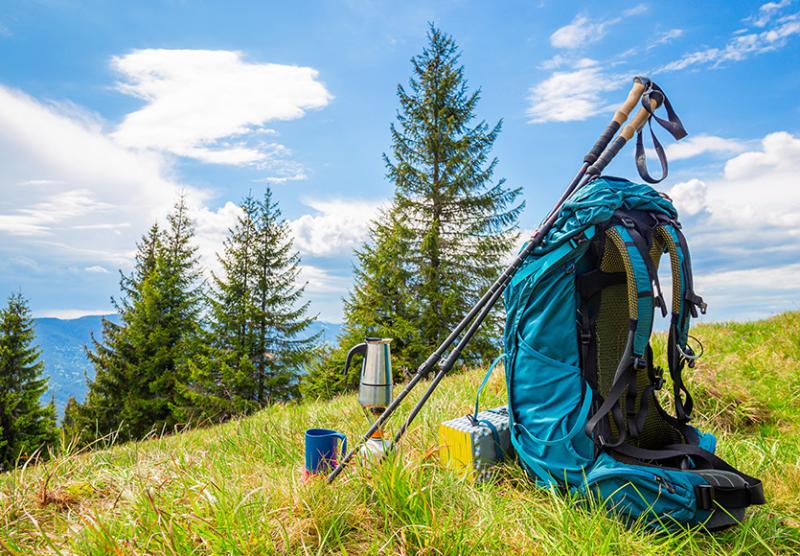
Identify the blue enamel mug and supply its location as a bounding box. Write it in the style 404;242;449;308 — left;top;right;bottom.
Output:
305;428;347;474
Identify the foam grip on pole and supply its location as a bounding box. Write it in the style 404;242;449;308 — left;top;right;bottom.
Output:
614;76;649;125
620;96;662;141
583;76;648;164
587;136;625;176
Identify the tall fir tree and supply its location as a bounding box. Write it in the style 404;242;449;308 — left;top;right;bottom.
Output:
386;24;523;363
181;189;317;419
305;25;522;396
0;293;57;471
76;223;161;439
77;197;204;442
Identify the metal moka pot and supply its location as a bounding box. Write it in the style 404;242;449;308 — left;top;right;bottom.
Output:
344;337;393;410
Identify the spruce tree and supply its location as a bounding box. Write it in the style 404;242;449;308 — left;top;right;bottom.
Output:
306;25;523;396
0;293;57;470
182;189;317;418
386;24;523;364
78;198;204;441
78;224;161;439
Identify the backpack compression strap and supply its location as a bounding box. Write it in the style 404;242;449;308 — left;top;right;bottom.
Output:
611;442;766;512
655;223;706;422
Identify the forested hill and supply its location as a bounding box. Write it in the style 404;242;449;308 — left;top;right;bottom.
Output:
32;315;342;416
33;315;118;417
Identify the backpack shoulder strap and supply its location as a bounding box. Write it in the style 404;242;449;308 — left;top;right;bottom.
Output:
605;222;655;359
654;222;706;422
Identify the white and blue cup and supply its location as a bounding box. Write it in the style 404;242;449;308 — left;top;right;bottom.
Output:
305;428;347;475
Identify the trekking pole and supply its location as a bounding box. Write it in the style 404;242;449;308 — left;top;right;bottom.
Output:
327;76;652;484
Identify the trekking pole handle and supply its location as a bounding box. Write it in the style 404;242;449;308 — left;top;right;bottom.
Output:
587;93;663;176
584;76;650;164
620;93;661;140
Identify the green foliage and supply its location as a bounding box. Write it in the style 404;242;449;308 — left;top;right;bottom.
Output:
179;189;318;421
1;313;799;554
75;197;204;442
307;25;523;396
0;293;56;471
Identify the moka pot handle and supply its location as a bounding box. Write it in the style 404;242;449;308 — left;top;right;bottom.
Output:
344;342;367;376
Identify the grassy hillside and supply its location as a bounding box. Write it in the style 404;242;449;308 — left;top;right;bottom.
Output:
1;313;799;555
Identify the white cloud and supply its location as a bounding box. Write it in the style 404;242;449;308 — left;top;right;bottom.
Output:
664;131;800;321
660;7;800;72
670;132;800;229
111;49;333;175
84;265;110;274
723;131;798;180
649;28;685;48
668;179;708;216
694;264;800;321
298;264;351;294
290;198;385;257
663;134;747;161
550;15;597;50
34;309;114;320
549;5;647;49
748;0;793;27
527;60;622;123
0;84;236;277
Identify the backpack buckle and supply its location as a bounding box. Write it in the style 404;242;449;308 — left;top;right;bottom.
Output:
695;484;714;510
633;357;647;371
652;367;665;390
619;216;636;229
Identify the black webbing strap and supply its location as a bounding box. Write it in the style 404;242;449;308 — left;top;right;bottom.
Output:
635;83;688;184
667;315;694;423
584;329;638;448
611;443;766;510
577;270;626;299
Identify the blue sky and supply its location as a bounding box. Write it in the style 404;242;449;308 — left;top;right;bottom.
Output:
1;0;798;323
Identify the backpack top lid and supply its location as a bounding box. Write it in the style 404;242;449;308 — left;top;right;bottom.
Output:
534;176;677;256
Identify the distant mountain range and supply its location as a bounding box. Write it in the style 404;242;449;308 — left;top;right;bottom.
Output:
32;315;343;418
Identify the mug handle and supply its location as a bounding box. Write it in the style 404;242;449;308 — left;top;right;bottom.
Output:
334;432;347;460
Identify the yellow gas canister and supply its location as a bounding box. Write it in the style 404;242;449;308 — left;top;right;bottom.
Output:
438;406;513;481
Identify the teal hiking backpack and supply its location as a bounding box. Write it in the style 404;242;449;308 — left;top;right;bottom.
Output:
503;176;766;529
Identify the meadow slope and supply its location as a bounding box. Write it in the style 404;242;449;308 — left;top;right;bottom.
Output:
1;313;799;555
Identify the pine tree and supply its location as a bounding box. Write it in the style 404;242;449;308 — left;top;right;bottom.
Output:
386;24;523;364
306;25;523;397
182;189;317;418
77;224;161;439
78;197;204;441
0;293;57;471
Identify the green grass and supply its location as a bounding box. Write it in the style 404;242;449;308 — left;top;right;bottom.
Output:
2;312;799;555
